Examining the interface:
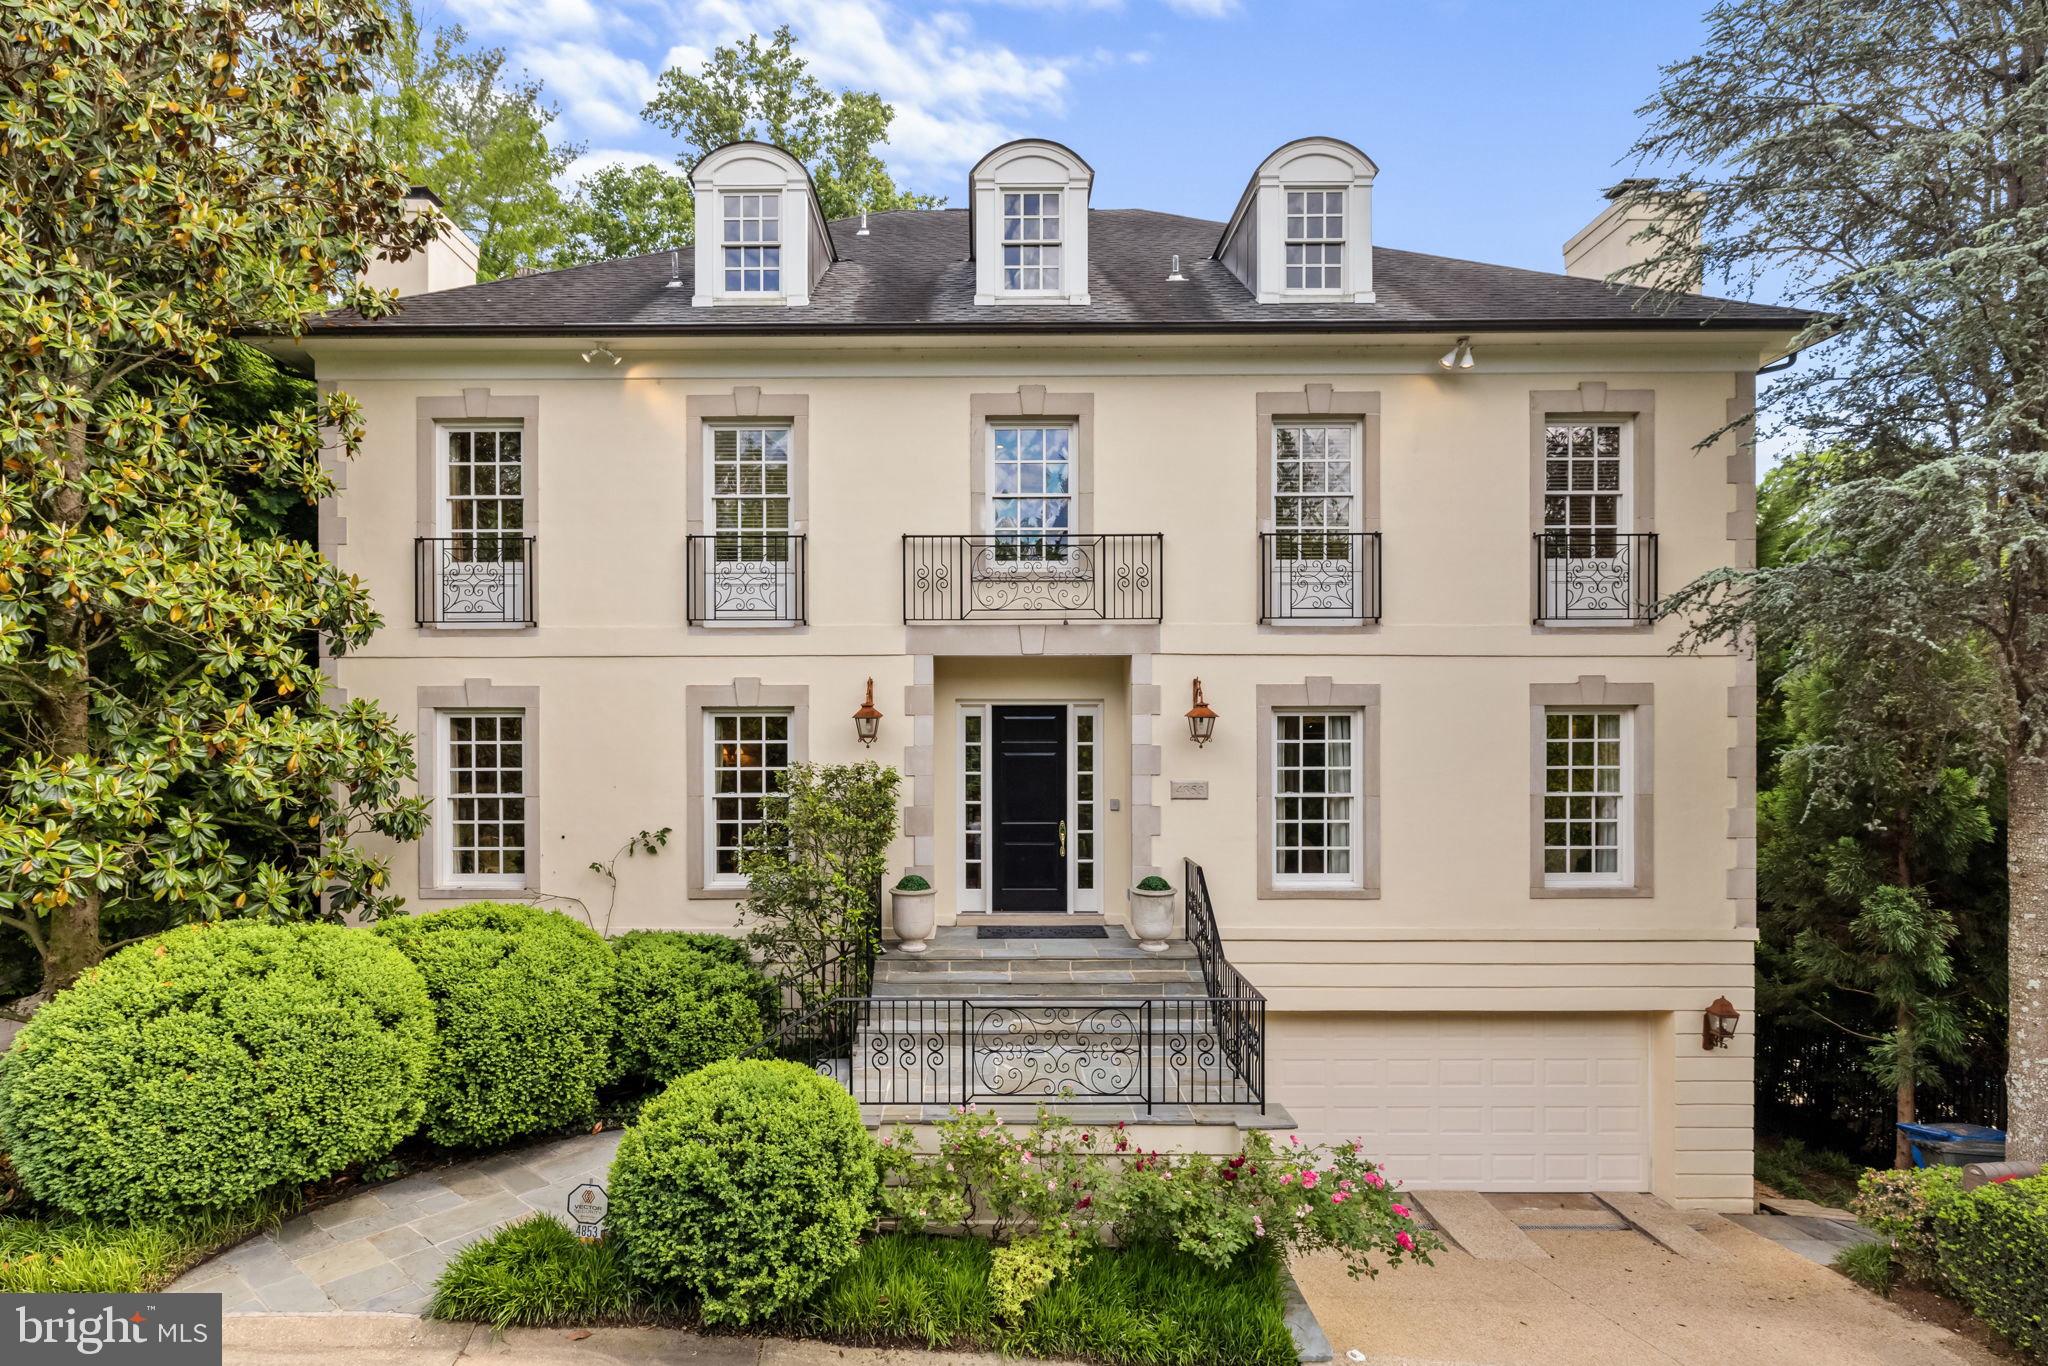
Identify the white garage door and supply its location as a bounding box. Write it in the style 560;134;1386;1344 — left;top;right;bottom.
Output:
1268;1013;1652;1191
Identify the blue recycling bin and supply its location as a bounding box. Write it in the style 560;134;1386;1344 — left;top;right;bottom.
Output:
1897;1121;2007;1168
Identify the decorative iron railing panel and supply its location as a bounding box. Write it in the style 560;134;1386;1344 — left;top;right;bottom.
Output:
415;535;536;627
1260;532;1381;624
765;992;1266;1112
902;534;1164;623
686;533;807;625
1532;531;1658;624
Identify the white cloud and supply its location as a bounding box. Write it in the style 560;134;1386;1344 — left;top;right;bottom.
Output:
515;41;658;140
444;0;608;43
1160;0;1238;15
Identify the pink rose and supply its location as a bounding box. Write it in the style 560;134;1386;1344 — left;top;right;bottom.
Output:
1396;1230;1416;1252
1330;1191;1347;1204
1363;1172;1385;1188
1021;1151;1034;1164
1253;1214;1265;1237
1289;1134;1302;1147
1300;1170;1320;1190
1279;1172;1295;1186
1391;1203;1411;1219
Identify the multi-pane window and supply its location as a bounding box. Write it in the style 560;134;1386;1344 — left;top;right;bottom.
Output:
1542;710;1626;881
1001;191;1062;291
443;712;526;884
1284;189;1344;290
710;425;791;560
445;426;525;548
722;193;781;293
1273;422;1356;559
1273;711;1357;881
990;424;1072;560
962;712;985;891
1075;712;1096;891
1543;421;1626;554
709;711;790;880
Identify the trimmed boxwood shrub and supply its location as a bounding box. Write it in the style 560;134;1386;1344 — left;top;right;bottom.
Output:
0;922;432;1220
1932;1175;2048;1356
377;903;614;1148
609;932;774;1087
608;1059;877;1324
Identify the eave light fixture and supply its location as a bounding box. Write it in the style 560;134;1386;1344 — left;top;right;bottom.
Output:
1438;336;1474;371
1702;995;1740;1050
581;341;621;366
852;677;884;747
1185;678;1218;747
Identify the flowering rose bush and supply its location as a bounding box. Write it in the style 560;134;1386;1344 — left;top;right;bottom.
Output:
875;1107;1435;1314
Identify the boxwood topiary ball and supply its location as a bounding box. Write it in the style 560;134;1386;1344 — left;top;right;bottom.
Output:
0;921;434;1221
607;1059;877;1324
376;902;615;1149
608;932;774;1087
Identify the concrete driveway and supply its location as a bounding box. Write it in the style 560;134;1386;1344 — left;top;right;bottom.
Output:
1294;1217;2001;1366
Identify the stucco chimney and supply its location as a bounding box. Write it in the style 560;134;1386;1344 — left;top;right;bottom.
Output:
361;186;479;297
1563;179;1701;293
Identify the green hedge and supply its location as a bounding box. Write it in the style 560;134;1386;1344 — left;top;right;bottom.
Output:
0;922;432;1220
609;932;773;1088
608;1059;877;1325
377;903;614;1148
1933;1176;2048;1357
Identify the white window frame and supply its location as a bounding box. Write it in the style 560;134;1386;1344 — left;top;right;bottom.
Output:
1540;707;1634;889
1267;420;1363;626
1283;186;1345;292
1000;189;1063;294
703;709;793;890
1269;708;1365;891
721;192;783;294
435;709;529;892
954;700;1103;915
1539;418;1636;626
983;422;1076;566
697;422;798;626
434;423;529;627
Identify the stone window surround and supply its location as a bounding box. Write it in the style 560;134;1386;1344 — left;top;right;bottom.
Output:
684;679;811;899
415;679;541;900
1528;382;1656;635
1255;385;1381;635
968;387;1095;534
684;387;813;634
415;390;540;636
1255;678;1381;900
1529;676;1655;899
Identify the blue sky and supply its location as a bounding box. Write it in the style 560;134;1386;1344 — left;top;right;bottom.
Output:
436;0;1727;284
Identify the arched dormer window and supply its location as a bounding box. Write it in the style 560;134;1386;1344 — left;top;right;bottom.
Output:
690;142;836;307
970;139;1093;306
1215;137;1378;304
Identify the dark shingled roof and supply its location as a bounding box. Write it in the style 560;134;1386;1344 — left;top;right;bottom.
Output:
312;207;1810;336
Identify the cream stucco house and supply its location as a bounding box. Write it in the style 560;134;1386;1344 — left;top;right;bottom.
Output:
283;138;1805;1211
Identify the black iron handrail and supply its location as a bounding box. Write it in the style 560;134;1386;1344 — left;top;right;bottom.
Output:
1260;531;1382;624
1183;858;1267;1106
686;533;807;625
415;535;536;627
1532;530;1658;624
902;534;1164;623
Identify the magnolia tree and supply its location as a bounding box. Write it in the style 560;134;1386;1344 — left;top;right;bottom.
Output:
0;0;433;1003
1621;1;2048;1157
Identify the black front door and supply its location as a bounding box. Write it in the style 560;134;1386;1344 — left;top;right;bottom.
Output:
991;705;1067;912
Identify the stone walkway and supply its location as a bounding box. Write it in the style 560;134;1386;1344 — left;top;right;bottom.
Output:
171;1130;624;1315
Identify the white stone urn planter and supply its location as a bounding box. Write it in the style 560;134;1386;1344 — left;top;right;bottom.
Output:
891;878;937;954
1128;880;1177;952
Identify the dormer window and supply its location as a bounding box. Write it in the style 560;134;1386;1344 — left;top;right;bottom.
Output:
1284;189;1343;290
690;143;836;307
722;193;782;292
1217;138;1378;304
971;140;1093;306
1002;192;1062;291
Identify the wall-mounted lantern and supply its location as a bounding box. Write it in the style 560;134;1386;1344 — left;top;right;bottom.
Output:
1185;678;1218;747
852;677;883;747
1702;995;1740;1050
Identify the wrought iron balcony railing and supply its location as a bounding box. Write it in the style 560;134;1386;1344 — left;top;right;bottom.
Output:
686;533;807;625
415;535;535;627
1533;530;1658;624
1259;531;1382;624
902;534;1163;624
